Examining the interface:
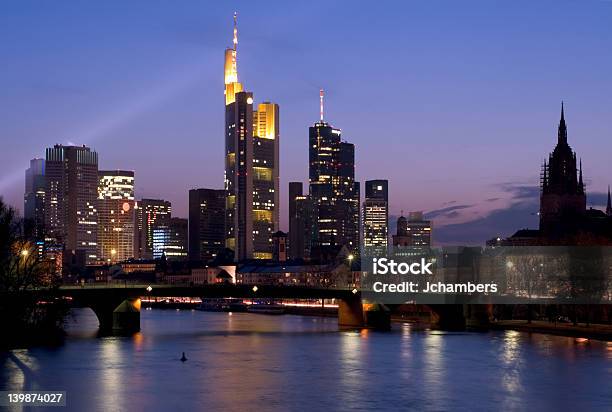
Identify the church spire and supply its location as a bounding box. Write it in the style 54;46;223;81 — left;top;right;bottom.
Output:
558;101;568;145
607;185;612;216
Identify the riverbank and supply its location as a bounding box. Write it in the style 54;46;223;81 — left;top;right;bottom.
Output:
491;320;612;341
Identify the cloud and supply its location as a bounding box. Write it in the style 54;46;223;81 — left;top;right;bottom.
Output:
424;204;474;220
432;183;540;245
498;183;540;199
432;199;539;245
391;182;607;246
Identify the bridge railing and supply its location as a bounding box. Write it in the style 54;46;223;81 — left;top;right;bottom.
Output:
58;281;357;291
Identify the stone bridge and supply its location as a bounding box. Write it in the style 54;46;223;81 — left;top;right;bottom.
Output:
53;284;390;334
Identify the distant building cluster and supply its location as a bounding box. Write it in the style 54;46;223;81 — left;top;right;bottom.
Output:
19;14;437;283
21;16;612;290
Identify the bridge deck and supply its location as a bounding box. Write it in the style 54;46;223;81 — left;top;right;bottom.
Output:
57;284;357;300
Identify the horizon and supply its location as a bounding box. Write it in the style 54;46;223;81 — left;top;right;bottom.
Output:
2;0;612;245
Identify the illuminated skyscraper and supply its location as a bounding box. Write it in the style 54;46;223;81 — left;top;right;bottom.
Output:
24;158;46;239
309;91;360;256
153;217;188;260
363;180;388;253
136;198;172;259
189;188;225;262
97;170;135;263
252;102;280;259
224;13;279;260
45;144;99;264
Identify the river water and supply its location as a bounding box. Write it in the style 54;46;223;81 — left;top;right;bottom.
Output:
1;308;611;411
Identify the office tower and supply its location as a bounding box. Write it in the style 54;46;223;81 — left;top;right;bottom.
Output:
308;90;360;256
363;180;389;253
295;195;317;260
188;188;225;262
539;103;586;237
24;158;46;239
133;201;143;258
223;14;279;260
252;101;280;259
45;144;99;264
97;170;135;263
272;231;287;262
392;212;432;247
136;199;171;259
152;217;188;260
288;182;304;259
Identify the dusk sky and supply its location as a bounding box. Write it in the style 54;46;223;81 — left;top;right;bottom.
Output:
2;0;612;244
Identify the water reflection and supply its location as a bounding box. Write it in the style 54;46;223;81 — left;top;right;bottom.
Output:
399;324;413;383
498;330;524;409
339;330;366;399
1;309;611;411
423;332;445;410
99;339;124;411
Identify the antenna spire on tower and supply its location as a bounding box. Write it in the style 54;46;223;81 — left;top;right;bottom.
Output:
233;12;238;51
320;89;324;121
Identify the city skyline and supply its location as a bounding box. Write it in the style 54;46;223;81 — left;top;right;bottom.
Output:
2;1;612;244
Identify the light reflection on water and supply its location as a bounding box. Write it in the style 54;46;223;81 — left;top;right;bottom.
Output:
1;308;611;411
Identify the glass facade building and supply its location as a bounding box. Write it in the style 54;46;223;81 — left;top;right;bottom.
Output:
189;188;225;262
309;120;360;255
97;170;135;263
363;179;389;254
45;144;99;264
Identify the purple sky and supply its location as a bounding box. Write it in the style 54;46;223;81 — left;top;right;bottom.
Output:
1;1;612;244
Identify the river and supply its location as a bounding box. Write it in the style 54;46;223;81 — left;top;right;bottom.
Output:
1;308;611;411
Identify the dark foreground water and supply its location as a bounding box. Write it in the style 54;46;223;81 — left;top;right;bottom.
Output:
2;308;612;411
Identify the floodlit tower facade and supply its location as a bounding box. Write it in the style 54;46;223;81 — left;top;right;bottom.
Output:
97;170;135;263
223;13;279;260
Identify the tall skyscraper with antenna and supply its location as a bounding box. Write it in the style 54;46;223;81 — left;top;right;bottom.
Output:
224;13;279;260
308;90;360;257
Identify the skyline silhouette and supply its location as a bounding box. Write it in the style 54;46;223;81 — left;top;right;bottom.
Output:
2;1;612;244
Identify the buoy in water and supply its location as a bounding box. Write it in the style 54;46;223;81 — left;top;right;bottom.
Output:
180;352;187;362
